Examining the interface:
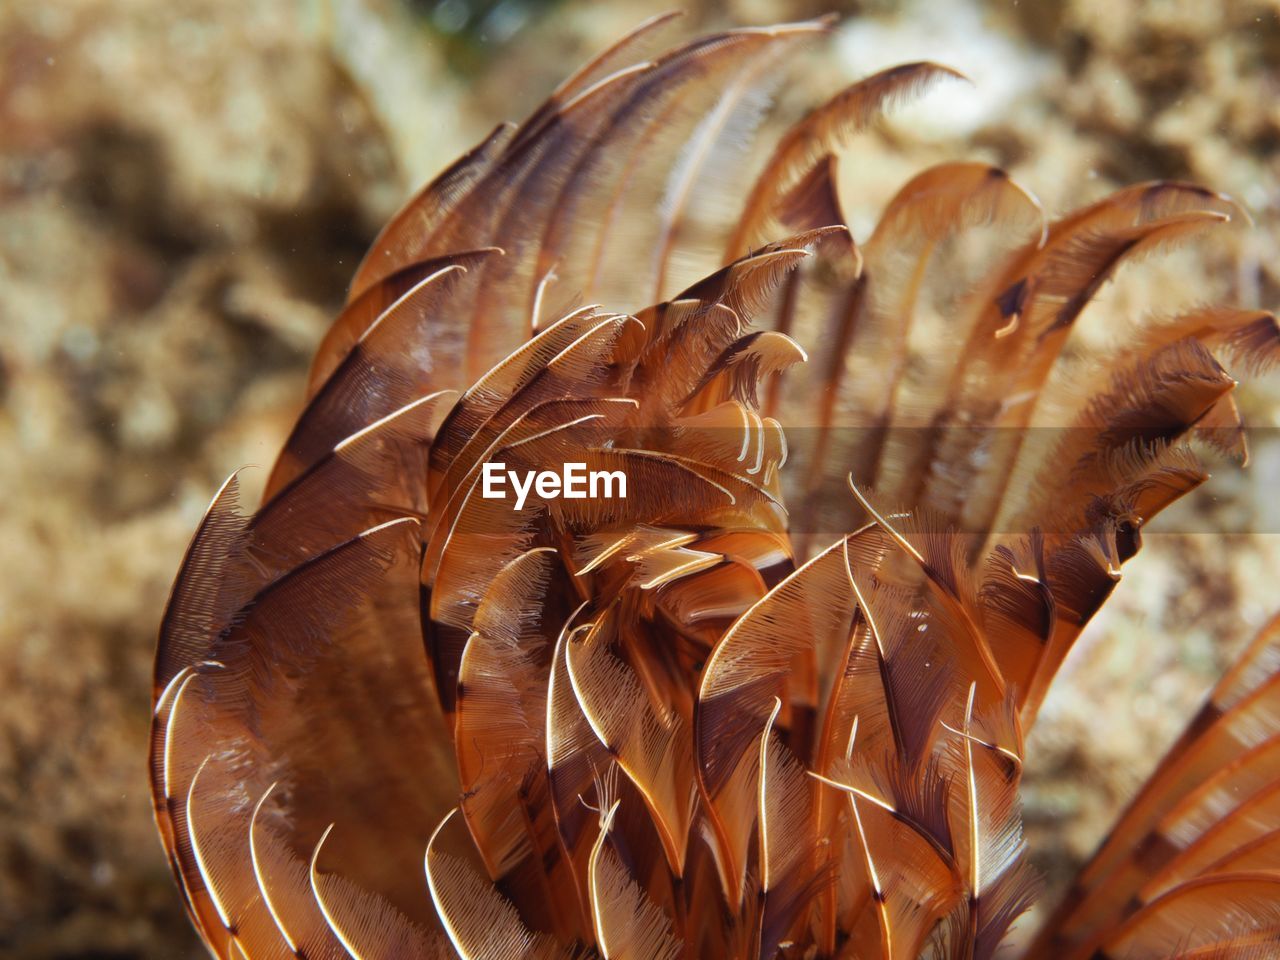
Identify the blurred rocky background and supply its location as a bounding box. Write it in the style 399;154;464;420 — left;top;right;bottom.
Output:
1;0;1278;955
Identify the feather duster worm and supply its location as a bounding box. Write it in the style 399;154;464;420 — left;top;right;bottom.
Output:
150;15;1280;959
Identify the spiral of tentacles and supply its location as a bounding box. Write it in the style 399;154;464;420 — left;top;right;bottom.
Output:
150;15;1280;960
